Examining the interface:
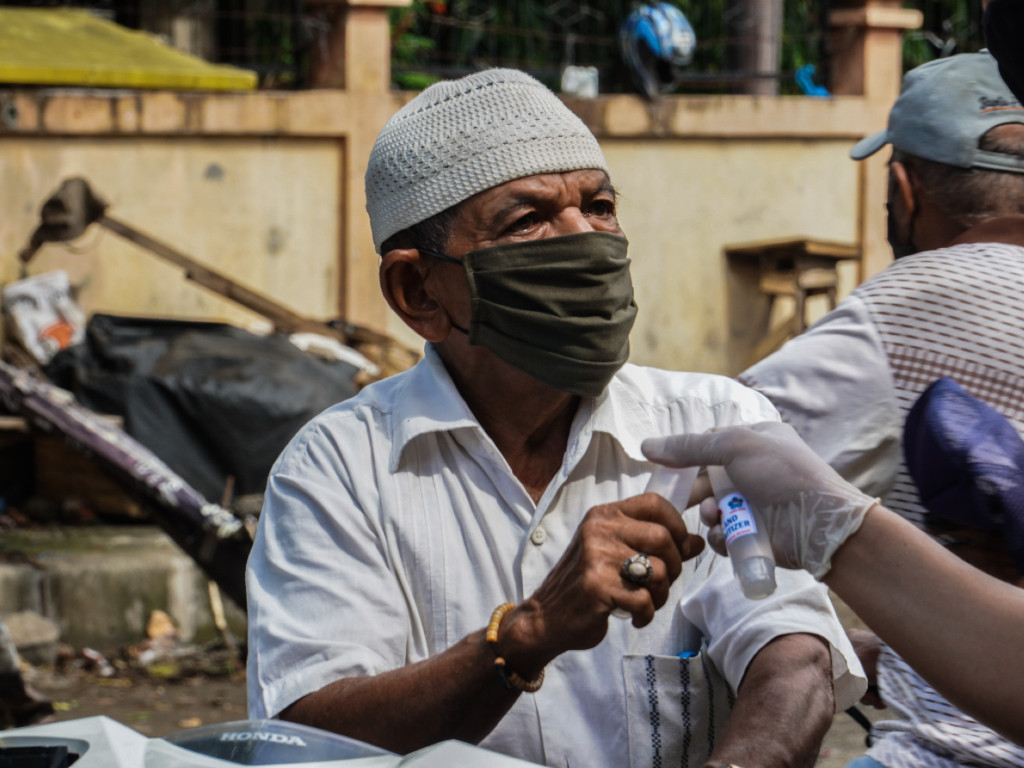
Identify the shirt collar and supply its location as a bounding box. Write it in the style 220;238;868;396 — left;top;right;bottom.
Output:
391;351;654;472
584;366;658;463
390;344;483;471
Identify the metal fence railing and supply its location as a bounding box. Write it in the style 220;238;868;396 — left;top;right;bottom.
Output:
0;1;989;93
390;1;836;96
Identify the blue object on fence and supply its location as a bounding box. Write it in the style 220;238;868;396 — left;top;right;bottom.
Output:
795;64;830;97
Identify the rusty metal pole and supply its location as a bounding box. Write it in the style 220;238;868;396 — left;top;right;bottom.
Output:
306;0;348;88
724;0;784;95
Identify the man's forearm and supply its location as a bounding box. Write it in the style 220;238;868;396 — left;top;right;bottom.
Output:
280;629;520;754
704;633;835;768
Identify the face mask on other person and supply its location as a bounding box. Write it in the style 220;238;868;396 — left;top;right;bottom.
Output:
424;231;637;398
886;201;918;259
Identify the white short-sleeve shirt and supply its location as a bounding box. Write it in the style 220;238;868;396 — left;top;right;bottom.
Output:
247;346;865;768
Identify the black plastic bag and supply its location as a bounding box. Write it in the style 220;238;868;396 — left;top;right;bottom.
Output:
46;314;359;502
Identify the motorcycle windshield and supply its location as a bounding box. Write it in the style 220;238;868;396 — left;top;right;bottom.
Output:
147;720;397;766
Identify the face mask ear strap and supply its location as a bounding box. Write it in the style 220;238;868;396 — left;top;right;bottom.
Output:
414;245;469;335
418;245;463;265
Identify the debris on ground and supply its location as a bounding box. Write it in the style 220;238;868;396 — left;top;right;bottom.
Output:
19;655;248;738
0;618;54;729
5;611;60;667
0;605;247;734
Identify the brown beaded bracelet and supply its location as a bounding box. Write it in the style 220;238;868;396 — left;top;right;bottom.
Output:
486;602;545;693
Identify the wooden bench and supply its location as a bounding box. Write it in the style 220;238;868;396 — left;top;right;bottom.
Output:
724;236;860;366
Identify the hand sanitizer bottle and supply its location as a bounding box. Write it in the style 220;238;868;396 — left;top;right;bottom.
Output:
706;465;776;599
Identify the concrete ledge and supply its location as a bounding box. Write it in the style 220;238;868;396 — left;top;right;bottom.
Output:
0;526;245;655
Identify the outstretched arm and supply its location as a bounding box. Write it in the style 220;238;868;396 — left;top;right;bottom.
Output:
643;422;1024;746
823;504;1024;745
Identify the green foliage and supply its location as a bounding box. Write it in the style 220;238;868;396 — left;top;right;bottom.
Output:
902;0;985;71
390;0;439;89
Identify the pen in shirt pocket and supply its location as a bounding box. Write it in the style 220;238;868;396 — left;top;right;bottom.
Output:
678;606;704;659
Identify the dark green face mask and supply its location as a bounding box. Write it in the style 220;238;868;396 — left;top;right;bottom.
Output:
425;230;637;398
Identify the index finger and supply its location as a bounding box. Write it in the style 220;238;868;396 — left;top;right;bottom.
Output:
614;493;705;561
687;469;712;509
642;432;720;469
642;422;789;469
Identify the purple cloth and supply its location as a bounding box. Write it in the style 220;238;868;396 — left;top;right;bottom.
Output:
903;376;1024;576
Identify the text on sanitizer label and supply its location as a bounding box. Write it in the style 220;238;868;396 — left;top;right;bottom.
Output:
718;492;758;545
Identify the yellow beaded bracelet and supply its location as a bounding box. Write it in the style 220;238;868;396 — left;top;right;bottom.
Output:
486;602;545;693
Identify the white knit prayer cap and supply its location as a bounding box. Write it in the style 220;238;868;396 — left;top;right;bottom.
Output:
365;68;610;254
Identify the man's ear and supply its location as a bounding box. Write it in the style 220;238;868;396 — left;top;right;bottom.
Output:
379;248;451;342
890;160;917;223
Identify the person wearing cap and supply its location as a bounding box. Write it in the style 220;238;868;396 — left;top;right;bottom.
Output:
739;51;1024;768
246;68;864;768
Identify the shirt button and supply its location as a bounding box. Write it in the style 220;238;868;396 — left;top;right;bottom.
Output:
530;527;547;545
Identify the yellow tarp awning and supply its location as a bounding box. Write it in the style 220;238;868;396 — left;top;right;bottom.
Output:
0;8;258;91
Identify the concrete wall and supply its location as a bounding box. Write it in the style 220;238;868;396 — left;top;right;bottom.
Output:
608;137;860;375
0;100;882;379
2;137;342;332
0;527;246;653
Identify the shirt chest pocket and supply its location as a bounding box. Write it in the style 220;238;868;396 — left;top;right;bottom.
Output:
622;651;735;768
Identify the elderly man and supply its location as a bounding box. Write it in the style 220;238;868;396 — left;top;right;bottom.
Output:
740;52;1024;768
247;69;863;768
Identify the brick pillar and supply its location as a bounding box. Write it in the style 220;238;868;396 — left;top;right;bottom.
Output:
828;0;922;101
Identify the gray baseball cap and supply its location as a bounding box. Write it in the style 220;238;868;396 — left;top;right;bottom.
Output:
851;51;1024;173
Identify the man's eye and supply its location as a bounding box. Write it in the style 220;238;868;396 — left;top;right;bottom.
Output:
506;213;537;233
589;200;616;216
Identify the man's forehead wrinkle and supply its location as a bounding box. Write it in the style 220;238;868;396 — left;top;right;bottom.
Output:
490;195;535;221
489;172;613;205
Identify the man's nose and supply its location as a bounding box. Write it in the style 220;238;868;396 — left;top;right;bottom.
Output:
553;208;594;234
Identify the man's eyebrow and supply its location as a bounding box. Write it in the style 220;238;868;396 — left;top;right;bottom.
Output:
487;180;620;228
493;183;619;218
492;195;536;222
599;181;619;201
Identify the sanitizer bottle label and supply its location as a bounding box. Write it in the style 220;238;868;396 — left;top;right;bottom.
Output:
719;492;757;544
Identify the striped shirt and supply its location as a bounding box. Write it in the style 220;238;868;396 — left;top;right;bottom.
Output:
854;237;1024;528
866;645;1024;768
741;218;1024;768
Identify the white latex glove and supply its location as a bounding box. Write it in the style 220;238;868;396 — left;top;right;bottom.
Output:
641;421;877;579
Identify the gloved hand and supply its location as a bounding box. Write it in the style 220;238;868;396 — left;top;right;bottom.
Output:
641;422;878;579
